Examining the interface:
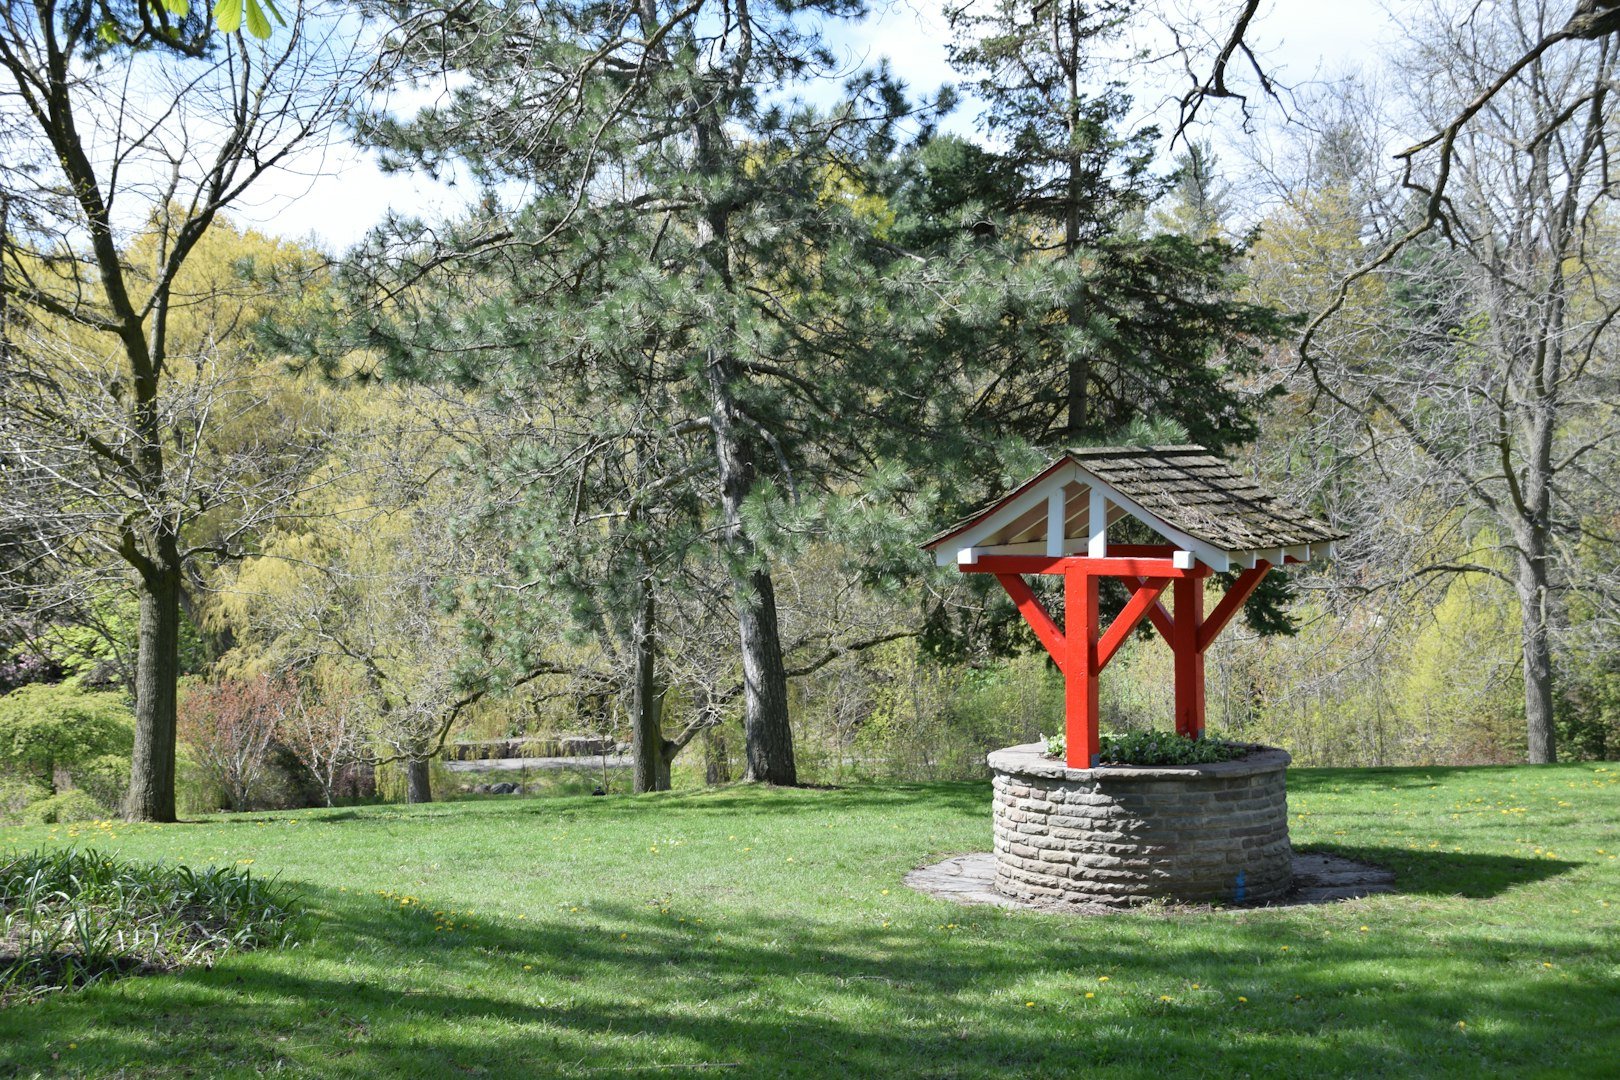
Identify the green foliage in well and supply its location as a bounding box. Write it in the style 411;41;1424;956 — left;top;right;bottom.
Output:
0;847;299;1005
0;683;133;788
19;790;108;825
1044;729;1253;765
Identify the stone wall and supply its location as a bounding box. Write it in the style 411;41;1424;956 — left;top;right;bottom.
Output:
988;742;1292;907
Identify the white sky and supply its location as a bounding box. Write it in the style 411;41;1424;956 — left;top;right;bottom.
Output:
228;0;1397;251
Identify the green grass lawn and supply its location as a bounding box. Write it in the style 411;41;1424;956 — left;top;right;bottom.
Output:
2;763;1618;1078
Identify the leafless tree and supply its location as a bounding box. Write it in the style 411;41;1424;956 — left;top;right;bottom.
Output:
1256;1;1620;762
0;1;367;820
277;681;369;806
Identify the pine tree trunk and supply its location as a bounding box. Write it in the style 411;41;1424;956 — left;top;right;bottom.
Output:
704;352;795;785
126;553;182;822
736;567;795;784
406;758;433;803
630;578;669;793
1062;13;1088;440
692;99;796;787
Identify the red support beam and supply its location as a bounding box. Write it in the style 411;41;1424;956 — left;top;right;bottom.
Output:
962;552;1276;764
1125;575;1176;642
994;574;1067;675
1096;577;1171;671
1197;563;1272;654
1172;576;1206;739
1064;566;1100;769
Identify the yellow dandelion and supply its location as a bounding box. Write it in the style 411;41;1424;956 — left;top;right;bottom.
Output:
1085;992;1095;999
1098;976;1109;982
1238;996;1248;1003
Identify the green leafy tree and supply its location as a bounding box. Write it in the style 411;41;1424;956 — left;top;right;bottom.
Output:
940;0;1286;448
0;682;133;794
0;5;366;820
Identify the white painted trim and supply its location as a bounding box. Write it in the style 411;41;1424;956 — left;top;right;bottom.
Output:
946;463;1080;554
1087;487;1109;558
1045;489;1067;559
956;547;980;567
958;539;1089;557
1172;549;1196;570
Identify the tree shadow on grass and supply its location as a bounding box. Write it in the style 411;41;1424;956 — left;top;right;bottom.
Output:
3;874;1615;1079
1291;844;1579;899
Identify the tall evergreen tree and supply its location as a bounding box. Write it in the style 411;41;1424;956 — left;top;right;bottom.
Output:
344;0;947;786
941;0;1286;450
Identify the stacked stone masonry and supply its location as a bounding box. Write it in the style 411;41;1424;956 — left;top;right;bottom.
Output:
987;743;1292;907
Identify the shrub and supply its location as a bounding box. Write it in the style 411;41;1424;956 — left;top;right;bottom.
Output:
0;774;50;824
21;789;109;824
69;753;132;814
0;682;133;790
176;743;228;817
178;677;295;811
1043;730;1255;766
0;848;300;1004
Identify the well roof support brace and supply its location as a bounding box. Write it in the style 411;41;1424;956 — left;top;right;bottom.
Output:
962;547;1271;769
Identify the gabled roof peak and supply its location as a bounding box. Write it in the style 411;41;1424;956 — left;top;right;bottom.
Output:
923;444;1344;572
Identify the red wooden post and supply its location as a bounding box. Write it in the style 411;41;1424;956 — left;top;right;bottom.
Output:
1172;575;1205;738
1065;565;1100;768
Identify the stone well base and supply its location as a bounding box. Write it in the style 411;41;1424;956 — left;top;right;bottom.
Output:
989;742;1292;907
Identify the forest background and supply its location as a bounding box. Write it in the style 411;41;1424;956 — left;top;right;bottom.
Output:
1;0;1616;821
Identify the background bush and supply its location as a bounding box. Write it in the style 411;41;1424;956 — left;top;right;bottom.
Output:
21;789;110;825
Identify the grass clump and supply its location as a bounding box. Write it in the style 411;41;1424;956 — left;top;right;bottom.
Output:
1044;729;1254;765
0;847;299;1005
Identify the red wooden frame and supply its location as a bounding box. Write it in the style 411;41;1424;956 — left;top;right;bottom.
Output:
962;547;1273;768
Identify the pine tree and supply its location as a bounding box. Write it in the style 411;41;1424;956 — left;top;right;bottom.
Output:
343;0;948;786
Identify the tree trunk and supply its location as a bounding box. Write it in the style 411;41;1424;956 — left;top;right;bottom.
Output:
406;758;433;803
703;722;731;785
629;578;669;793
1062;8;1089;440
1513;530;1557;764
736;567;795;784
705;348;796;784
693;101;796;785
126;556;182;822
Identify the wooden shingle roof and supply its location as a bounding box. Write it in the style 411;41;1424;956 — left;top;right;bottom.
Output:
1067;445;1341;551
923;444;1343;570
